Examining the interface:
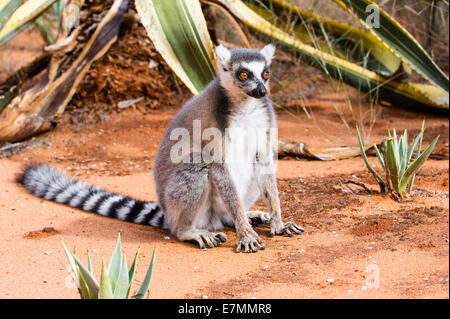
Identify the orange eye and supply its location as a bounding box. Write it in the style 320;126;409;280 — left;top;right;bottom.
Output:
263;71;270;79
240;72;248;80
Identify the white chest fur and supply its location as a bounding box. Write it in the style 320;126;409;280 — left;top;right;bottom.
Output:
224;98;272;208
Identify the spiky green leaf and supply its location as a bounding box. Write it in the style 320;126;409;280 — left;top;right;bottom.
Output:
77;267;92;299
134;249;156;299
73;255;99;299
87;252;93;274
373;143;385;173
398;130;408;179
61;242;80;288
399;135;439;193
99;259;114;299
127;249;139;297
107;232;122;292
356;126;386;188
385;138;400;192
407;121;425;193
113;254;130;299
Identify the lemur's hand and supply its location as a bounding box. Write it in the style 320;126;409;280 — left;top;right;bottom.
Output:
236;227;265;253
270;220;304;237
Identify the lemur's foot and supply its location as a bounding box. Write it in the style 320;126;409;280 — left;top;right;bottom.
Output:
247;210;270;225
236;228;265;253
180;230;227;249
197;231;227;249
270;221;304;237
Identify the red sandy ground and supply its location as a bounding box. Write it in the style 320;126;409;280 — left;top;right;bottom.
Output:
0;91;448;299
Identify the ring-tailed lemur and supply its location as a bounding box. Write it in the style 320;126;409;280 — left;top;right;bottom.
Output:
17;44;304;253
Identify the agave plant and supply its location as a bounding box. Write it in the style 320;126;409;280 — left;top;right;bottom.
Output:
62;233;156;299
356;122;439;197
135;0;449;112
0;0;62;47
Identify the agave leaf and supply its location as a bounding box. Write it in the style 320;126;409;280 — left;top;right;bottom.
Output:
135;0;216;95
134;249;156;299
391;128;400;170
407;121;425;193
61;241;80;289
0;0;58;47
334;0;449;93
251;0;407;77
0;0;22;31
99;259;114;299
406;131;423;164
381;140;392;193
398;130;404;158
398;130;408;179
373;143;385;174
87;252;93;273
50;0;62;22
209;0;448;111
73;254;99;299
385;138;400;192
113;254;130;299
34;15;54;44
356;126;385;187
77;267;93;299
399;135;439;194
127;249;139;297
392;128;397;146
107;232;122;292
244;1;347;59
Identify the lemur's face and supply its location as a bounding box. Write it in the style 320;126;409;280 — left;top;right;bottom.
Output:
215;44;275;99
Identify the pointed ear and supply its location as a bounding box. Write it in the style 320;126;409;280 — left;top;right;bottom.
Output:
215;44;231;68
260;44;275;65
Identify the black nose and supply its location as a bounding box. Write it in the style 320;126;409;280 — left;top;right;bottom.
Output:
251;83;267;98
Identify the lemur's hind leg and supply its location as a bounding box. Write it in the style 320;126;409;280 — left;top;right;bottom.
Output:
210;163;265;253
164;162;227;249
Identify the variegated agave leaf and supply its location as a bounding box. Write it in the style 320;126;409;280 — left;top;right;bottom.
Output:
135;0;216;95
210;0;448;111
0;0;58;47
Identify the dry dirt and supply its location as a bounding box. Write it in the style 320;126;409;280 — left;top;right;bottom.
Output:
0;94;448;299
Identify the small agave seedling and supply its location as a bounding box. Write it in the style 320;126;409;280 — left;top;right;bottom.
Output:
62;233;156;299
356;121;439;197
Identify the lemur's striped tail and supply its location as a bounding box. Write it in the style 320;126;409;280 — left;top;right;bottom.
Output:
17;164;166;228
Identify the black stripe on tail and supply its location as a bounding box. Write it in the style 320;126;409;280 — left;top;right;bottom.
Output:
16;164;165;228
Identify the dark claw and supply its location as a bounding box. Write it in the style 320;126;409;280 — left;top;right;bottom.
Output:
271;221;305;237
236;239;264;253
